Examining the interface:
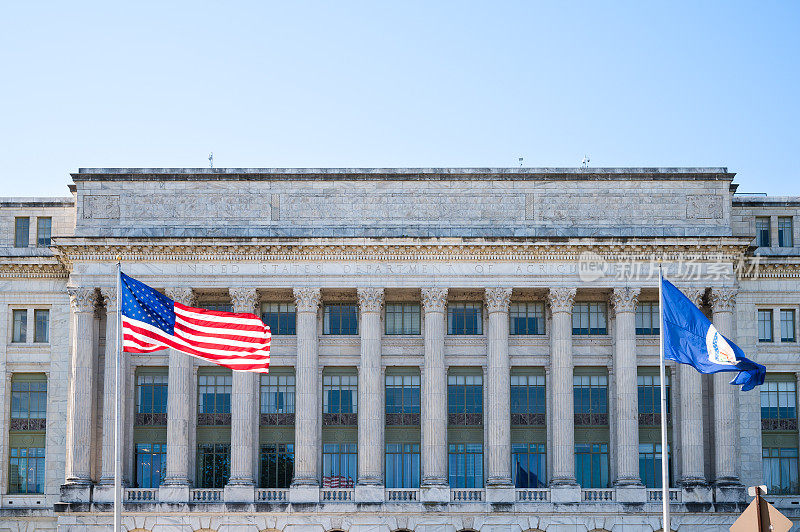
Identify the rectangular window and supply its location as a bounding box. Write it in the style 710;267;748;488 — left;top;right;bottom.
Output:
761;380;797;420
33;310;49;343
512;443;546;488
763;447;799;495
8;447;45;494
11;378;48;421
635;303;660;335
756;216;772;247
510;374;546;414
572;302;607;335
573;374;608;415
322;443;356;488
198;373;232;414
261;302;296;335
637;374;671;416
781;310;797;342
260;443;294;488
778;217;794;248
323;374;358;414
447;374;483;415
575;443;609;488
12;309;27;343
447;302;483;335
135;443;166;488
385;303;421;335
137;375;168;414
14;217;29;248
385;443;420;488
759;309;774;342
448;443;483;488
323;303;358;335
36;217;52;247
201;303;233;313
639;443;670;488
260;373;295;414
509;302;545;335
385;374;420;415
196;443;230;488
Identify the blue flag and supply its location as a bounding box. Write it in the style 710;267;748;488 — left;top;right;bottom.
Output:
662;278;766;391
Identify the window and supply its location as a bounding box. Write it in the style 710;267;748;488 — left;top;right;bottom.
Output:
135;443;166;488
510;374;545;425
8;447;45;494
759;309;774;342
36;217;51;247
639;443;670;488
447;302;483;335
509;302;545;335
260;373;295;414
781;310;797;342
323;303;358;335
322;443;356;488
260;443;294;488
763;447;799;495
11;378;47;422
33;310;49;343
575;443;609;488
573;375;608;416
198;373;232;416
572;302;607;335
448;375;483;415
778;217;794;248
12;309;27;343
761;380;797;421
385;303;421;335
638;373;671;424
756;217;771;247
323;374;358;414
14;217;29;248
385;443;420;488
196;443;230;488
261;302;296;335
385;375;420;415
636;303;659;335
136;375;168;416
511;443;546;488
201;303;233;313
448;443;483;488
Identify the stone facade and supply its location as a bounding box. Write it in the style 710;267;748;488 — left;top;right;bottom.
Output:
0;168;799;531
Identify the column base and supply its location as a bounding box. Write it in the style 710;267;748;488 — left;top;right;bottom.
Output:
714;479;746;504
485;485;515;504
549;483;581;504
92;483;118;503
60;482;93;504
355;484;384;503
289;484;320;504
680;478;713;504
614;484;646;503
420;483;450;503
224;483;255;503
158;482;190;504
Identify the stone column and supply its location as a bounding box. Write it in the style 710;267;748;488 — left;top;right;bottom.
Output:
356;287;385;502
62;288;97;503
611;287;646;502
679;288;711;503
96;287;128;501
159;287;195;503
711;287;745;502
420;287;449;503
225;287;259;503
485;287;514;503
290;287;322;503
548;287;580;503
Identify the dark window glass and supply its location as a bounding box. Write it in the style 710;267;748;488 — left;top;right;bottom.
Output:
575;443;609;488
385;303;421;335
385;374;420;414
36;217;51;247
323;375;357;414
572;303;607;335
260;374;295;414
198;374;232;414
512;443;546;488
11;378;47;420
756;217;771;247
197;443;230;488
447;302;483;335
639;443;671;488
33;310;49;343
8;447;45;493
14;217;29;248
637;374;671;414
573;375;608;414
759;309;774;342
778;217;794;248
763;447;799;495
635;303;660;335
261;303;296;335
324;304;358;335
385;443;420;488
448;374;483;415
448;443;483;488
137;374;168;414
510;375;545;414
761;380;797;420
201;303;233;313
260;443;294;488
135;443;166;488
509;303;545;335
322;443;356;488
781;310;796;342
12;310;27;343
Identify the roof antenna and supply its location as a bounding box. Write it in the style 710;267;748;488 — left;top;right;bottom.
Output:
208;152;214;169
581;155;590;169
518;156;524;167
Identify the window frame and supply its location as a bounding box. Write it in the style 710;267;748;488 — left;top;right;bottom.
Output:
574;442;610;488
11;309;27;343
8;446;45;494
323;303;359;335
509;302;545;335
323;374;358;415
572;302;608;335
763;447;799;495
322;442;357;488
14;217;29;248
448;442;484;488
260;302;297;336
135;442;166;488
385;302;421;335
36;217;52;247
196;443;231;488
511;442;546;488
385;442;420;488
756;216;772;247
635;302;660;336
778;216;794;248
260;372;296;415
781;309;797;343
259;442;294;488
759;309;774;343
33;309;49;344
447;302;483;336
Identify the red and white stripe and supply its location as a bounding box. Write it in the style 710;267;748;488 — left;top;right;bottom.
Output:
123;302;270;372
322;475;355;489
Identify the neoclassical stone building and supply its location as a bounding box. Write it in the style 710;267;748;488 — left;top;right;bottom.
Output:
1;167;799;531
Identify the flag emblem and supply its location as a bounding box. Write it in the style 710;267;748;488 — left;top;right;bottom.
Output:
705;324;737;366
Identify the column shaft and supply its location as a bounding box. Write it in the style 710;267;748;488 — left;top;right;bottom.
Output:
612;288;641;485
711;288;740;484
357;288;384;487
99;288;127;485
549;287;577;485
680;289;706;484
485;288;512;487
421;288;448;486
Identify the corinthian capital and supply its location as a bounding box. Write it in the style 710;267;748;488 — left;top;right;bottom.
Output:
100;287;117;309
547;287;576;314
165;287;195;307
683;287;706;308
710;287;737;313
357;288;384;313
293;287;322;313
229;287;258;314
421;287;448;313
484;287;512;313
611;287;640;313
68;287;97;313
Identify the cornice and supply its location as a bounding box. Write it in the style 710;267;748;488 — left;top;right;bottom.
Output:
0;261;69;279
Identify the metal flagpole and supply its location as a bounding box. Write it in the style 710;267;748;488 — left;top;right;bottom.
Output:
658;264;670;531
114;258;122;531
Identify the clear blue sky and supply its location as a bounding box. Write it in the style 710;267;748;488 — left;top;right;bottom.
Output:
1;1;798;197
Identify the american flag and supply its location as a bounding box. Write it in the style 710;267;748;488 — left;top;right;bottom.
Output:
322;475;355;489
120;272;271;372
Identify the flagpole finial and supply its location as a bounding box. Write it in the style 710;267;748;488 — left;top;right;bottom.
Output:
115;255;122;262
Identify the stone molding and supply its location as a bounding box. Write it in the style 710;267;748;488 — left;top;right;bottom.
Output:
293;287;321;313
610;287;640;313
484;287;512;313
357;287;384;313
547;287;576;314
421;287;448;313
165;287;195;306
710;287;737;312
683;288;706;307
229;287;258;314
68;287;96;312
100;287;117;309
